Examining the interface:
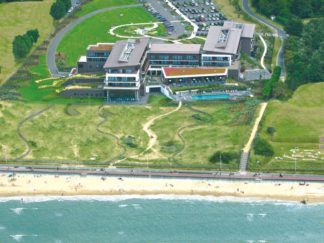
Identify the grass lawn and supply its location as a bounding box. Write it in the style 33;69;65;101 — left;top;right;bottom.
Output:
249;83;324;173
0;0;54;84
147;100;254;169
58;7;157;67
76;0;138;17
0;97;255;169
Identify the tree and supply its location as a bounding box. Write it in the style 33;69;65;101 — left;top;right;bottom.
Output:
285;17;303;36
290;0;313;18
50;0;66;20
58;0;71;12
253;137;274;157
26;29;39;43
12;35;30;59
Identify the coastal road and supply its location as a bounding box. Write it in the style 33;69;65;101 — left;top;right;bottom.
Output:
1;165;324;183
46;4;142;77
241;0;287;78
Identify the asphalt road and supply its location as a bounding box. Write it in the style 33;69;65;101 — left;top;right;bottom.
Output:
241;0;286;78
46;4;142;77
1;165;324;182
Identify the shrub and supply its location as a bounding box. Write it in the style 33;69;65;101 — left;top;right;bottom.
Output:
122;136;137;148
209;151;238;164
266;127;276;136
253;137;274;157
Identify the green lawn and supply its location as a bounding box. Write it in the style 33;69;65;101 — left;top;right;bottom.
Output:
58;7;157;67
0;0;55;84
0;98;255;169
76;0;138;17
249;83;324;173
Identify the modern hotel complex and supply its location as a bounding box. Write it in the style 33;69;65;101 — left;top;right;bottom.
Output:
76;21;255;101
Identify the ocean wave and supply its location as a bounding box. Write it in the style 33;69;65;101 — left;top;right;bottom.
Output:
0;195;323;206
10;207;38;215
10;234;38;242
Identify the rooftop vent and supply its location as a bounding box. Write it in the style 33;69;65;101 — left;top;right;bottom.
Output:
215;29;230;48
119;39;136;63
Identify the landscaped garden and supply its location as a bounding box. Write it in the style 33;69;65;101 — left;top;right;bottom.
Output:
249;83;324;173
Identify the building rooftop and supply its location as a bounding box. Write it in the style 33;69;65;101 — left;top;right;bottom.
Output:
104;38;150;69
163;67;227;78
150;44;201;54
87;43;114;51
223;21;255;38
78;56;87;62
203;26;242;55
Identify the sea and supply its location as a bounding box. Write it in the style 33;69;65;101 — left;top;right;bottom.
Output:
0;195;324;243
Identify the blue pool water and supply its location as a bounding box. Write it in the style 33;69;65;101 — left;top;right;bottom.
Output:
0;195;324;242
192;93;231;100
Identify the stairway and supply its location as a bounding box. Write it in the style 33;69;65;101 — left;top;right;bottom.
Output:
239;152;249;173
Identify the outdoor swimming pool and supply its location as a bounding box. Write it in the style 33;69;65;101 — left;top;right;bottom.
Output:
191;93;231;100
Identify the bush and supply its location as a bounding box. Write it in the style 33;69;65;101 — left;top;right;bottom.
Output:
266;127;276;136
209;151;238;164
253;137;274;157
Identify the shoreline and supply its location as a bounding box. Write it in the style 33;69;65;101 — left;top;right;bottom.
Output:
1;173;324;203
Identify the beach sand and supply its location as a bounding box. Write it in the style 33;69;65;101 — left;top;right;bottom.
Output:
1;173;324;203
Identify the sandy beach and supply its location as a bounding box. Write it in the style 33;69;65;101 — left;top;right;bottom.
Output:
1;173;324;203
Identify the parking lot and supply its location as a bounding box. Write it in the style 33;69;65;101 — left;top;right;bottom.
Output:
144;0;185;37
169;0;226;36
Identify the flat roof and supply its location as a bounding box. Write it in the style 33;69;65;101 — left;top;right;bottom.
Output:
203;26;242;55
223;21;255;38
87;43;114;51
150;44;201;54
163;67;227;78
104;38;149;69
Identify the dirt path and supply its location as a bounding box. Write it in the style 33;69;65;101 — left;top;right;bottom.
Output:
142;101;182;155
243;102;268;153
15;106;53;161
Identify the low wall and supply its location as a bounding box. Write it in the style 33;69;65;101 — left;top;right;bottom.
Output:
63;78;103;87
60;88;105;98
